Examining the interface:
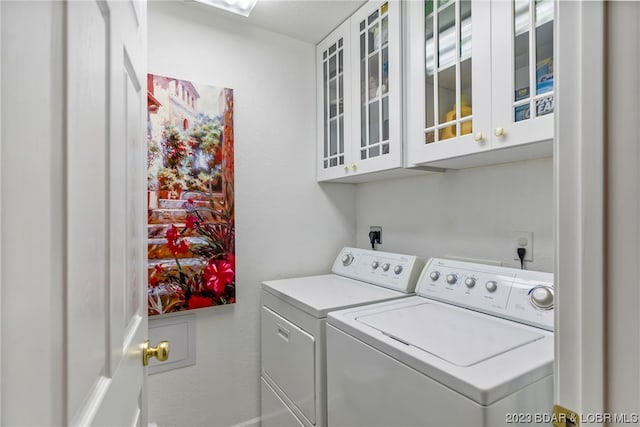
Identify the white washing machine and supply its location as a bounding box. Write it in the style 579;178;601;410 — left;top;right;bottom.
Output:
327;258;554;427
260;247;426;427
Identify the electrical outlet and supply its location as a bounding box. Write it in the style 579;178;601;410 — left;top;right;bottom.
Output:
512;231;533;262
370;226;382;244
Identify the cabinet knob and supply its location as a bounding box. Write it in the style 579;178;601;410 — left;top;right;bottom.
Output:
474;132;484;142
343;165;349;173
351;163;357;171
494;127;505;137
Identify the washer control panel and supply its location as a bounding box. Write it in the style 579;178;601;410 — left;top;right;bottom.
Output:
417;258;554;331
332;247;426;294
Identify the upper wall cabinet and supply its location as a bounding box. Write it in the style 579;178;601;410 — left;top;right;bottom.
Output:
317;1;405;183
405;0;555;169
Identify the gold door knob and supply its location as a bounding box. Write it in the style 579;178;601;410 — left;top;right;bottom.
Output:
143;340;170;366
343;165;349;173
474;132;484;142
494;127;505;137
351;163;357;171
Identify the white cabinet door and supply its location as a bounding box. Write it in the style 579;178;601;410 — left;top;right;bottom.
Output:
67;1;149;425
406;0;554;169
349;0;402;176
317;21;352;181
405;0;492;166
491;0;554;149
317;0;431;183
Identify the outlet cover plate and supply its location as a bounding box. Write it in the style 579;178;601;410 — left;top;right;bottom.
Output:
512;230;533;262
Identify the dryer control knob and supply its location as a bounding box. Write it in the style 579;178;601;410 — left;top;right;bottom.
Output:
393;265;403;275
446;274;458;285
530;286;554;309
485;281;498;292
429;271;440;281
465;277;476;288
341;253;354;266
382;263;390;272
371;261;380;269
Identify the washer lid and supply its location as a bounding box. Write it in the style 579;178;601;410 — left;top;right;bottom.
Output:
262;274;407;318
356;302;544;367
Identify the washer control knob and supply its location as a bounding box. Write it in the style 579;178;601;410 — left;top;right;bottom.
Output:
341;253;354;266
446;274;458;285
485;281;498;293
371;261;379;270
382;263;390;272
393;265;403;275
465;277;476;288
530;286;554;309
429;271;440;281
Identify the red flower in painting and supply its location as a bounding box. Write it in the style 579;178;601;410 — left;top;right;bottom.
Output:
149;264;165;287
172;240;189;255
166;224;179;242
203;259;235;295
185;215;198;229
165;224;189;255
187;295;212;310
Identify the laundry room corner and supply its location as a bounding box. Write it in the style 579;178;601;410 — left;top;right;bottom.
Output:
146;2;356;425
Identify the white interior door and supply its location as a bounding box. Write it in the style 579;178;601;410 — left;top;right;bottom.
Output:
67;1;148;425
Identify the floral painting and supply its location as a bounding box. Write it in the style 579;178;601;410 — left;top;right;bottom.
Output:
146;73;235;315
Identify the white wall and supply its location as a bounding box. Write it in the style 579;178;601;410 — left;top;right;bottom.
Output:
356;157;554;272
147;3;356;426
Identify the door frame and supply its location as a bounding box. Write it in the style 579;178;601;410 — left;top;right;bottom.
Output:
0;1;3;420
554;0;605;416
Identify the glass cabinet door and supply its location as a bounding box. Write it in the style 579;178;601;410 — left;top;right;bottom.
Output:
405;0;491;165
491;0;554;147
513;0;554;123
427;0;473;144
317;21;351;181
358;3;389;161
350;0;402;174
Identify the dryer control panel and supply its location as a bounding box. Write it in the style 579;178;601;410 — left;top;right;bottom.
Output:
416;258;554;331
332;247;426;294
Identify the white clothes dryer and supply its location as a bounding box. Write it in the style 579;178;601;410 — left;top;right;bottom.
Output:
260;247;426;427
327;258;554;427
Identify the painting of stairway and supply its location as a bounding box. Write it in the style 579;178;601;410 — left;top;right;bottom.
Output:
146;73;235;315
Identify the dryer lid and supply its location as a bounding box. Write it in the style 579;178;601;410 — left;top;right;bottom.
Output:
356;302;544;367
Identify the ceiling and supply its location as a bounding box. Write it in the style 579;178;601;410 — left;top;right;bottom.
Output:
183;0;366;44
